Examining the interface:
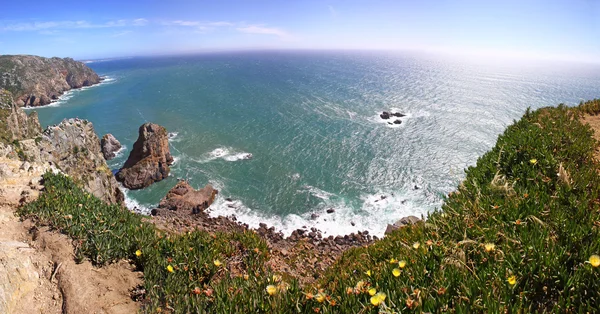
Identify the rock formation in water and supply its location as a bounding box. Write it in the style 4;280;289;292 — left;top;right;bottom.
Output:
116;123;174;190
101;133;122;160
0;55;101;107
0;89;122;204
156;180;218;214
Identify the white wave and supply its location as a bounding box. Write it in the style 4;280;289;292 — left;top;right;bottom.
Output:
299;185;335;200
191;147;253;163
168;132;179;142
207;184;438;238
113;145;127;159
119;184;154;215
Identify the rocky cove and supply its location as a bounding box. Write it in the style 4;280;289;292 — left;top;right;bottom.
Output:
0;58;422;311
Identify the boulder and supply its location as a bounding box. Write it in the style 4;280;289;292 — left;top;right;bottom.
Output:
391;112;406;117
379;112;391;119
158;180;218;214
101;134;122;160
393;120;402;124
116;123;174;189
384;215;422;235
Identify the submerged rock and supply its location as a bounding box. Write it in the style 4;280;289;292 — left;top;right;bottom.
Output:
158;180;218;214
393;119;402;124
116;123;173;190
391;112;406;117
100;133;122;160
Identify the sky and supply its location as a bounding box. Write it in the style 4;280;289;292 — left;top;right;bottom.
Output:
0;0;599;62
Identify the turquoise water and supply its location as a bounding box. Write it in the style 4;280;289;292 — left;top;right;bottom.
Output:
30;51;600;237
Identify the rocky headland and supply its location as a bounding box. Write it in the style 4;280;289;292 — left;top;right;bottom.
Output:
116;123;174;189
0;55;101;107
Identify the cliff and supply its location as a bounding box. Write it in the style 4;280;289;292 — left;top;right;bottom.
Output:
0;55;100;107
0;89;122;204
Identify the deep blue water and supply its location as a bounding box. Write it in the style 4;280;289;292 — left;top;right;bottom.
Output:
30;51;600;236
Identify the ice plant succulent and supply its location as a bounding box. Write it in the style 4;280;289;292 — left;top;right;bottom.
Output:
135;249;142;257
398;260;407;268
368;288;377;296
167;265;174;273
412;242;420;249
392;268;401;277
213;259;223;267
370;292;386;306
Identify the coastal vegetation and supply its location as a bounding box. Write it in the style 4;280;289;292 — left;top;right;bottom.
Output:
18;100;600;312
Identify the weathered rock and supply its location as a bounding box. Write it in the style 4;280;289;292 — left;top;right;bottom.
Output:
384;215;422;235
116;123;174;189
393;119;402;124
36;118;124;204
0;55;100;107
158;180;218;214
391;112;406;117
380;112;391;119
100;134;122;160
0;89;42;143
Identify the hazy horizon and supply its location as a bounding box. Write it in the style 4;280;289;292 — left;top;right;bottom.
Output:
1;0;599;63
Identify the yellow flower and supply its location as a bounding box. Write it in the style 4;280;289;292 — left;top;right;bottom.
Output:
272;274;282;282
315;292;326;303
368;288;377;296
507;275;516;285
266;285;278;296
365;270;372;277
135;250;142;257
389;258;398;264
213;259;223;267
530;159;538;165
392;268;401;277
413;242;420;249
589;255;600;267
398;260;407;268
484;243;495;252
167;265;174;273
370;292;386;306
243;274;249;280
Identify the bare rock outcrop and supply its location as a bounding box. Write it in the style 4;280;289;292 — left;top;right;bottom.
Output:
384;215;422;235
0;55;101;107
0;89;42;142
157;180;218;214
116;123;173;190
29;118;124;204
101;133;122;160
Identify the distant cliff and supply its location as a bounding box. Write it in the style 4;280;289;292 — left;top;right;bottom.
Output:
0;55;100;107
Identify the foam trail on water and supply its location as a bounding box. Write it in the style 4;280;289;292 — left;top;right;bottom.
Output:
190;147;253;163
119;184;154;215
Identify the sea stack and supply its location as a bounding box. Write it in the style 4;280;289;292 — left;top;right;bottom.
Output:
100;133;122;160
116;123;173;189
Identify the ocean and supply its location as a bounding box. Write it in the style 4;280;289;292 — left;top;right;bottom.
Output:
29;51;600;237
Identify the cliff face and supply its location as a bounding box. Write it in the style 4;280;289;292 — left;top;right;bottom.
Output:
0;89;42;142
0;89;122;204
23;118;124;204
0;55;100;107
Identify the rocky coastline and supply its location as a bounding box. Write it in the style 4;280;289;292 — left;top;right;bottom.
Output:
0;55;101;107
0;58;423;302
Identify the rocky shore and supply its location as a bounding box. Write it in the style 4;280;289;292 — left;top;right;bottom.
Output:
0;55;101;107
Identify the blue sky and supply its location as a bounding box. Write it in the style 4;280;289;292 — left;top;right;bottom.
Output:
0;0;598;62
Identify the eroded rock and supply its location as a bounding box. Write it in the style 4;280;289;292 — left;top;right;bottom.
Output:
116;123;173;190
101;134;122;160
